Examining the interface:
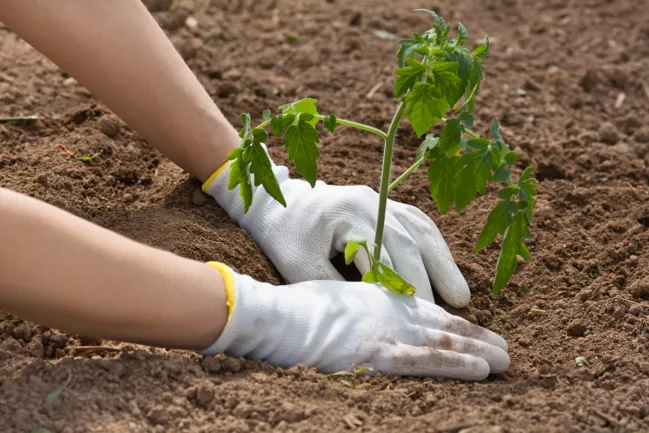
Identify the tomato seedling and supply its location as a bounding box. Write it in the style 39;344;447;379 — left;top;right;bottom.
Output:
227;10;537;296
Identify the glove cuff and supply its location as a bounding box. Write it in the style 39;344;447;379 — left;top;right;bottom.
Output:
201;148;291;241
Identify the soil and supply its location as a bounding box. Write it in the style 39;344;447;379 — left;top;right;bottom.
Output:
2;0;649;431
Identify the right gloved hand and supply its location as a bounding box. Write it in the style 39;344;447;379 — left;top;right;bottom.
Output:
202;263;509;380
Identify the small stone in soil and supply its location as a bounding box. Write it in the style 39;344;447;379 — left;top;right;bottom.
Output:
123;193;135;204
200;356;221;374
99;117;121;138
192;189;206;206
567;320;587;337
36;173;49;187
599;122;621;145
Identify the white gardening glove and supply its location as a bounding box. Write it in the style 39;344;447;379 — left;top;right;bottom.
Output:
201;263;509;380
203;158;471;307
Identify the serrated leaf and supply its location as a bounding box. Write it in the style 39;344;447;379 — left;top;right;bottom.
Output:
344;240;365;265
47;386;65;403
227;154;253;212
473;35;490;58
493;212;530;295
414;8;444;27
457;23;468;43
474;199;517;252
439;119;462;153
284;114;320;186
406;82;444;137
430;61;462;106
497;185;519;200
447;49;471;102
397;37;422;68
263;109;272;121
459;112;474;127
279;98;319;126
416;134;439;161
247;141;286;207
395;62;426;97
324;114;337;134
375;262;415;296
428;152;459;214
455;146;492;212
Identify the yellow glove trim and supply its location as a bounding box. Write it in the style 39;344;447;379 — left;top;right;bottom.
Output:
201;159;231;192
206;262;236;322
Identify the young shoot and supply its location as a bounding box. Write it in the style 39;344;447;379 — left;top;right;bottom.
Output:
226;10;537;297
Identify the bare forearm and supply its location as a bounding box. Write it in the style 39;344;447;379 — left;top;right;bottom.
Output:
0;0;239;181
0;188;227;350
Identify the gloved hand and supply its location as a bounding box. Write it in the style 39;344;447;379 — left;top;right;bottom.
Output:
203;159;471;307
202;263;509;380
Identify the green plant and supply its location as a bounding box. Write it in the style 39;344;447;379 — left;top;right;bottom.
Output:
228;10;537;296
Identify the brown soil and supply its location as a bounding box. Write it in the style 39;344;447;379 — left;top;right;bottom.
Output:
2;0;649;431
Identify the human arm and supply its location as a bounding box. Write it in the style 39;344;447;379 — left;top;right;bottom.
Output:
0;1;472;305
0;0;239;182
0;187;228;349
0;188;509;379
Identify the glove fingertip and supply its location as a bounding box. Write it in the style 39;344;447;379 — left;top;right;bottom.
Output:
437;276;471;308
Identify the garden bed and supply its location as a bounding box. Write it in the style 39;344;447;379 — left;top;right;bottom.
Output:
1;0;649;431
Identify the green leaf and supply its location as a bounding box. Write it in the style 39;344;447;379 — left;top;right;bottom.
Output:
47;386;65;403
344;240;365;265
31;429;54;433
241;113;252;137
430;61;461;106
473;35;490;58
459;112;474;127
247;141;286;207
455;145;492;212
251;127;268;143
397;37;422;68
227;154;253;212
439;119;462;153
270;115;285;138
362;270;378;283
284;113;321;186
427;152;459;214
519;166;534;183
576;357;590;368
263;109;272;121
405;82;444;137
497;185;519;200
414;8;444;27
324;114;337;134
77;154;98;162
490;119;502;141
279;98;319;126
416;134;439;161
493;212;530;296
474;200;516;253
447;49;471;102
375;262;416;296
394;62;426;97
517;168;538;223
504;151;518;165
457;23;468;43
490;165;510;182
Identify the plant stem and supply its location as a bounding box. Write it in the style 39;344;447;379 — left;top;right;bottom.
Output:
388;157;426;192
256;116;388;140
317;115;388;139
373;102;406;261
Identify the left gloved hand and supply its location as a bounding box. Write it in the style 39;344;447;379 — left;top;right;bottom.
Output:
203;158;471;308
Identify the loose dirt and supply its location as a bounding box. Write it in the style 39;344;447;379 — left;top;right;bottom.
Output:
2;0;649;431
